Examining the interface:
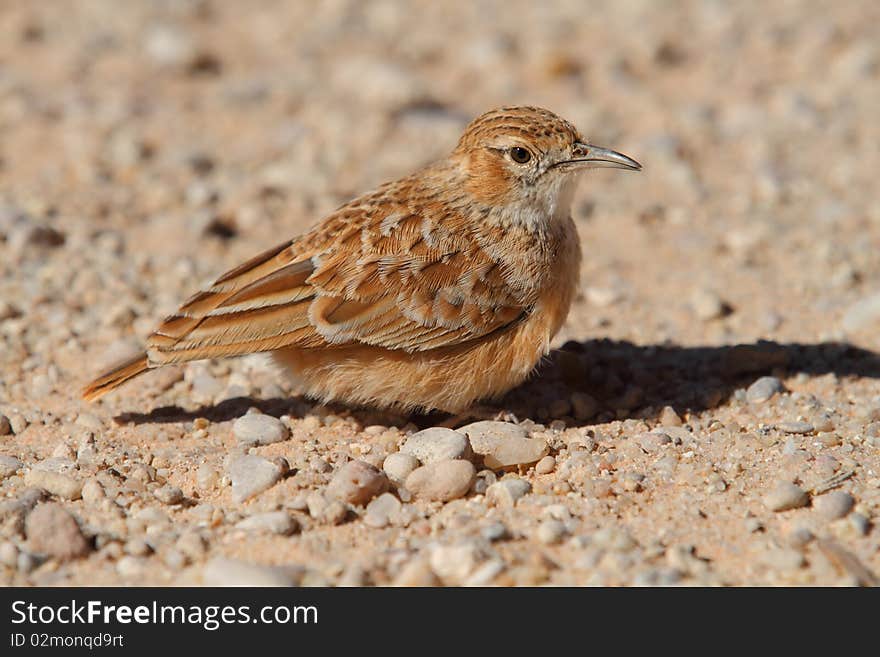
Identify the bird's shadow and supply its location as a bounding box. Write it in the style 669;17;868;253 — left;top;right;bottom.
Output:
115;339;880;428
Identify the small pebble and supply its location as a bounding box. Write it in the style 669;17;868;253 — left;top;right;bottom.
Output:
486;477;532;508
25;502;91;560
81;479;106;505
176;532;207;560
326;460;388;506
659;406;683;426
778;421;814;435
196;463;220;490
154;484;184;505
235;510;299;535
786;526;814;549
481;521;510;542
382;452;420;486
430;542;482;584
764;481;809;512
227;455;286;503
813;491;854;520
0;541;18;567
400;427;471;463
24;469;83;500
460;421;548;468
762;547;805;571
363;492;402;528
405;460;475;502
464;560;505;586
320;500;349;526
232;413;289;446
747;376;785;403
0;415;11;436
535;455;556;474
691;289;730;320
536;519;566;545
202;557;302;586
0;455;23;480
393;559;440;586
637;431;672;452
848;513;870;536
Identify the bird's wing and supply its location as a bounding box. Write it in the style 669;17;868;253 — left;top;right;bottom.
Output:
146;202;528;365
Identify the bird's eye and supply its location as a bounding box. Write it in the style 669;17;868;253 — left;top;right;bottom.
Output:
509;147;532;164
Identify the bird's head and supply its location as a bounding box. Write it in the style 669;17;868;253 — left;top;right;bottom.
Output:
453;106;641;227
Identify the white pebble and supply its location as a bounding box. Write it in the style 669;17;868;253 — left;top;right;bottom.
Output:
382;452;420;486
326;460;388;506
24;469;83;500
535;455;556;474
235;510;299;535
813;491;854;520
764;481;809;512
536;519;566;545
227;455;286;503
405;460;475;502
202;557;302;586
460;421;548;468
400;427;471;464
486;477;532;507
232;413;289;446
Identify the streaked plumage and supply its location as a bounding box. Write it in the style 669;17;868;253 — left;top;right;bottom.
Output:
83;106;640;412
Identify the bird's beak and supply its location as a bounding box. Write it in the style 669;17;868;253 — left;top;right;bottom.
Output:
556;142;642;171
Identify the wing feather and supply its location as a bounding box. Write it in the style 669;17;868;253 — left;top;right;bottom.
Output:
145;189;530;366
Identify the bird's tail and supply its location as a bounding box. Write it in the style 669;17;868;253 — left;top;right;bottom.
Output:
82;353;150;401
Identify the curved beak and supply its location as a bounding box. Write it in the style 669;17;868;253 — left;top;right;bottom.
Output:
556;142;642;171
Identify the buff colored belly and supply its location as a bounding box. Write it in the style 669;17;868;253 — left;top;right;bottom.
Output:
272;294;569;413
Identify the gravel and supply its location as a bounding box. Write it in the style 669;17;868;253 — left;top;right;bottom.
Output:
637;431;672;452
227;455;287;503
746;376;785;403
400;427;471;463
486;477;532;507
2;2;879;588
325;460;389;506
535;519;567;545
363;492;402;528
691;289;730;321
777;421;814;434
460;421;549;468
0;455;23;480
813;491;855;521
764;482;810;512
405;460;475;502
430;542;483;585
382;452;421;486
25;503;91;560
535;455;556;474
232;413;289;446
201;557;303;586
23;469;83;500
235;510;299;535
393;559;440;586
154;484;184;505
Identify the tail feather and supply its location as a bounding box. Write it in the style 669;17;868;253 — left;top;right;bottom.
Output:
82;353;150;401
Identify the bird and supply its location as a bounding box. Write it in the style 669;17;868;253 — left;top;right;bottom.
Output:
82;106;641;413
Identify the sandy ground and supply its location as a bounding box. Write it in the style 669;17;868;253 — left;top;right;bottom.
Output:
1;0;879;586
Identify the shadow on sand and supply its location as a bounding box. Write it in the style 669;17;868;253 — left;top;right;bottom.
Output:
115;339;880;427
